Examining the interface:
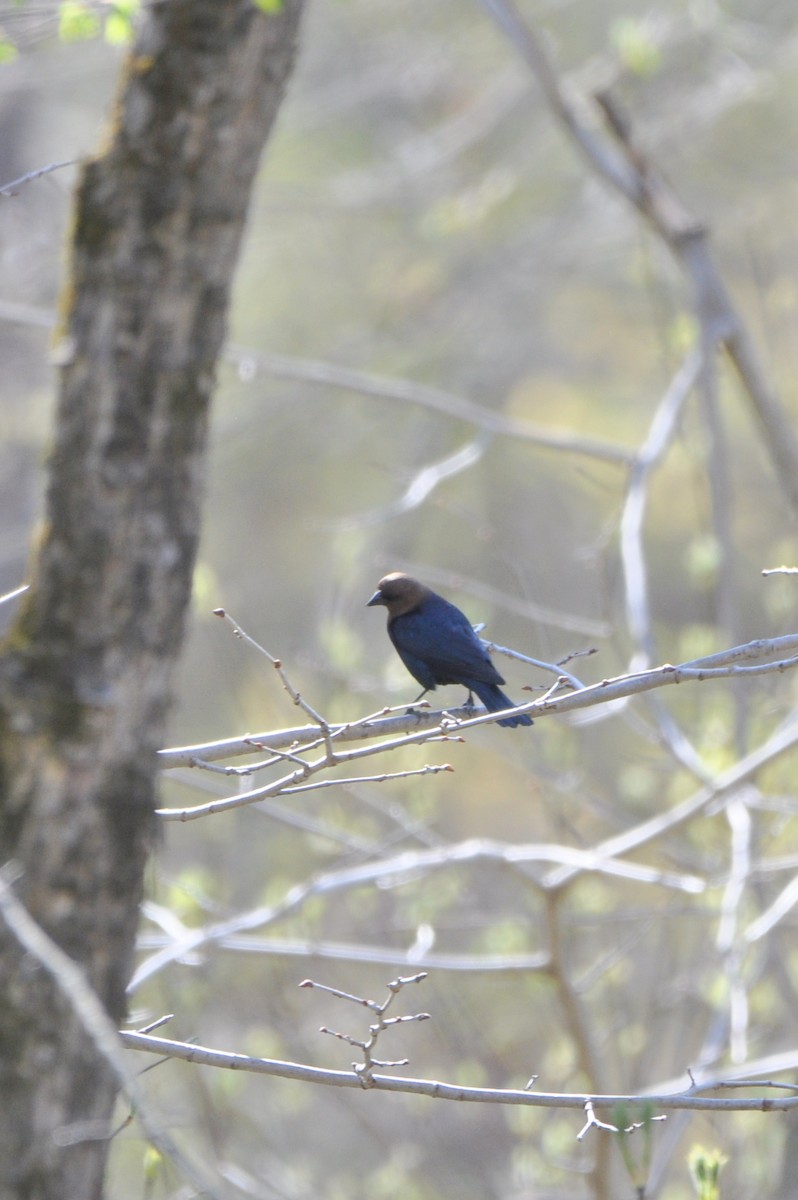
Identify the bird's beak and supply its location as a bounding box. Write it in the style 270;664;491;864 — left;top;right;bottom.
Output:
366;589;384;607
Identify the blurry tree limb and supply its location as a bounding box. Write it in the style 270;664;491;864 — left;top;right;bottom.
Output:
382;561;610;636
543;889;612;1192
0;298;54;328
328;67;529;206
0;299;632;468
228;344;635;465
136;926;552;975
0;299;635;470
617;346;718;777
312;430;493;530
543;714;798;889
717;796;753;1062
0;1;304;1196
0;583;30;608
482;640;590;689
0;158;76;197
744;872;798;945
0;866;225;1200
129;832;703;992
481;0;798;516
620;348;703;666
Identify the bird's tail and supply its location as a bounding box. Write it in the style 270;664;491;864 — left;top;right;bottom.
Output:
473;682;533;728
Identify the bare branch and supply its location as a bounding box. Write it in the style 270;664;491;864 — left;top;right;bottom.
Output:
481;0;798;514
301;974;430;1086
158;634;798;780
0;159;77;198
136;928;551;973
129;836;702;993
744;872;798;944
620;349;703;665
544;715;798;889
577;1099;666;1141
313;431;493;530
0;583;30;608
120;1030;798;1112
213;607;332;736
227;344;635;466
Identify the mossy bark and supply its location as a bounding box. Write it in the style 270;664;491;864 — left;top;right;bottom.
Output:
0;3;303;1196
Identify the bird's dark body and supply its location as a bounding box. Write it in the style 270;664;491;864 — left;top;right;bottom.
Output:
367;573;533;729
387;594;504;692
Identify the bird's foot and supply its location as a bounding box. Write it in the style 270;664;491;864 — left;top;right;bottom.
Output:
404;705;426;722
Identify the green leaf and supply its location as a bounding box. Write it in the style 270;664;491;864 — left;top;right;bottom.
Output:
58;0;101;42
104;13;132;45
104;0;139;45
142;1146;164;1186
610;18;663;77
0;37;18;63
688;1145;728;1200
253;0;285;12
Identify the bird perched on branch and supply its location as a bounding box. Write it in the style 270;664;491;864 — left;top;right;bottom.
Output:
367;572;533;728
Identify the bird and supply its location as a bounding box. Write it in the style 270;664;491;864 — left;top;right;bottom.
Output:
367;572;533;728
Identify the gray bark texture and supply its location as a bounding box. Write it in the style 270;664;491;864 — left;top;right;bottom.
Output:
0;2;304;1196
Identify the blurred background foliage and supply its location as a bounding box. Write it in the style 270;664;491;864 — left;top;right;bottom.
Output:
2;0;798;1197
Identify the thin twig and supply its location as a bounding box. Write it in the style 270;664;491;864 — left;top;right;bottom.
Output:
0;159;77;197
301;974;429;1085
0;583;30;607
213;608;332;744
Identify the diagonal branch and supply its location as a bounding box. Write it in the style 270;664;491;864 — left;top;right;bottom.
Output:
0;867;225;1200
481;0;798;515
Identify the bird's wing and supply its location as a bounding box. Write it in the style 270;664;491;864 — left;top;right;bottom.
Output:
391;605;505;686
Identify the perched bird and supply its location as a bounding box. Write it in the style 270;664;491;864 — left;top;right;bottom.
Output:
367;572;533;728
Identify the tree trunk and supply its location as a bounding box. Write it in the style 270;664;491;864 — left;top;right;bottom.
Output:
0;2;303;1196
